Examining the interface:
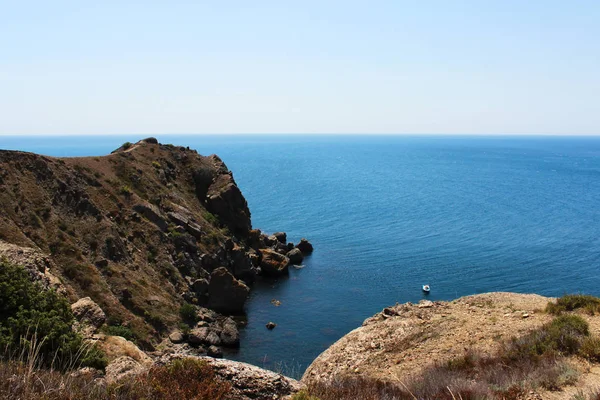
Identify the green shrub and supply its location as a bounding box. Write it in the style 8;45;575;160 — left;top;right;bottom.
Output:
202;211;219;226
0;260;107;370
503;314;589;361
104;325;135;341
292;390;321;400
152;161;162;168
580;336;600;362
547;294;600;315
120;185;132;196
179;303;197;323
122;141;132;150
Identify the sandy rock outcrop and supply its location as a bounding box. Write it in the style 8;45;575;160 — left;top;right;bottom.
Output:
304;293;554;385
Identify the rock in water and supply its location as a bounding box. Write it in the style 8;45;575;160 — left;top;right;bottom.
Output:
259;249;290;276
273;232;287;244
266;322;277;330
208;267;250;313
286;248;304;265
296;238;314;254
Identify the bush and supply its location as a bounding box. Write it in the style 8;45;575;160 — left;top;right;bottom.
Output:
152;161;162;168
0;357;230;400
120;185;132;197
547;294;600;315
104;325;135;341
179;303;197;324
580;337;600;362
0;260;107;370
141;358;231;399
502;314;589;361
122;142;132;150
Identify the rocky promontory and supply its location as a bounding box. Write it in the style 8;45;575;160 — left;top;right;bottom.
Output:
0;138;313;357
303;292;600;399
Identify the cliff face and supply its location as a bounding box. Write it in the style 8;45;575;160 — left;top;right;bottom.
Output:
0;138;271;348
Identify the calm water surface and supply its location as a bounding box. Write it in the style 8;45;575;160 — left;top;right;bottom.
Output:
2;134;600;376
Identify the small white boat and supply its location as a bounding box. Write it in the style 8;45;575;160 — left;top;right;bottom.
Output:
422;285;430;293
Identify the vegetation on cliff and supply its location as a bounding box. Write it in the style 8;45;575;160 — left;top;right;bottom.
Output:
0;259;106;370
0;138;311;355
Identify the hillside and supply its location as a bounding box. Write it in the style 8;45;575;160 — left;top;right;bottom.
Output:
0;138;310;353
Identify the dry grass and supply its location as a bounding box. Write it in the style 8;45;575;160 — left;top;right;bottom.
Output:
0;358;231;400
302;314;597;400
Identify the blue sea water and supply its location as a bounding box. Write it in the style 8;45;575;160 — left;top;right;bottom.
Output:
2;134;600;376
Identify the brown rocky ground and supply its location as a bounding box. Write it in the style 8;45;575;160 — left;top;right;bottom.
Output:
303;292;600;399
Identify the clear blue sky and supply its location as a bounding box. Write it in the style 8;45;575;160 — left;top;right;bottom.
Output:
1;1;599;135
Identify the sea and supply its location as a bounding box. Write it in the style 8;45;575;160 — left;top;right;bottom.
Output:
2;134;600;377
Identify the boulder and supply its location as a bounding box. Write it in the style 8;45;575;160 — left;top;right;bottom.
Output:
286;248;304;265
296;238;314;254
247;229;265;250
105;356;145;384
259;249;290;276
98;335;152;365
133;203;168;231
207;267;249;314
169;331;185;344
229;244;255;280
273;241;289;255
188;327;210;345
192;278;209;296
71;297;106;331
188;327;221;346
272;232;287;244
208;345;223;358
265;235;278;246
219;318;240;347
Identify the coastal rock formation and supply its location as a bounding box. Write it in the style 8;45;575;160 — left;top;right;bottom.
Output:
0;139;312;354
303;292;600;399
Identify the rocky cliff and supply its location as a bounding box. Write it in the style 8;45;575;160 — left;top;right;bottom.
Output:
0;138;311;355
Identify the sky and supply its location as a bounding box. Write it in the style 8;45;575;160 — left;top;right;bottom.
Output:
1;1;599;136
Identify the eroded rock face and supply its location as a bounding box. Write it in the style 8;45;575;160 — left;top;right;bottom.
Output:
259;249;290;276
208;267;250;314
206;157;252;237
133;203;168;231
